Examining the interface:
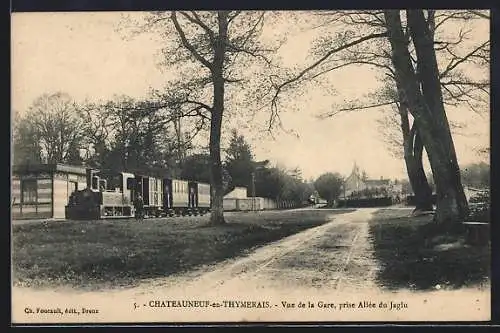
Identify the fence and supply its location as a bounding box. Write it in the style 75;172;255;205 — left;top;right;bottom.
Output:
337;197;393;208
223;197;300;211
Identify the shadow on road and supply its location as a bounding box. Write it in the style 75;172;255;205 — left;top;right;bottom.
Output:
368;209;490;291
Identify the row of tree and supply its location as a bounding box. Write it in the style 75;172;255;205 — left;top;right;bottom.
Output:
13;98;316;206
12;92;190;175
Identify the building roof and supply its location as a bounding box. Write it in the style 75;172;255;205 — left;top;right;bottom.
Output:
224;187;248;199
12;163;88;175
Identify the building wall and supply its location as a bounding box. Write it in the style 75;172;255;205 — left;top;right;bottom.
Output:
53;174;69;219
11;177;21;219
344;173;366;196
223;197;278;211
11;174;53;220
52;172;87;219
34;178;52;219
12;164;91;220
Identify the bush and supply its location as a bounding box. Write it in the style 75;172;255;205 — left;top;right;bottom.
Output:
337;197;393;208
466;190;490;223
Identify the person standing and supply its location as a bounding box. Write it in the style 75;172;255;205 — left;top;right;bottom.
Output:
134;194;144;221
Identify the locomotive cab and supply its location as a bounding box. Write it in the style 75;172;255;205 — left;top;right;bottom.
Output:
65;168;135;219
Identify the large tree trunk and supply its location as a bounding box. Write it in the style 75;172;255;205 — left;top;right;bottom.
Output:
209;99;225;225
384;10;468;225
398;102;434;211
208;12;229;225
406;10;468;223
405;131;434;212
410;130;434;211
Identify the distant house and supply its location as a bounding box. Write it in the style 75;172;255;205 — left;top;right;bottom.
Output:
343;163;366;196
343;163;395;198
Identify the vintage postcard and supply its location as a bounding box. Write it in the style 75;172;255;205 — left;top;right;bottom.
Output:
11;10;491;324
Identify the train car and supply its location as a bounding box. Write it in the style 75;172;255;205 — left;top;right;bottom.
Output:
65;168;136;219
162;178;174;217
132;173;164;217
65;166;214;220
187;181;198;215
171;178;190;216
195;182;211;215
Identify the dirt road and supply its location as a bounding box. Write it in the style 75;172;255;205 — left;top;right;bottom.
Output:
12;208;490;323
151;207;380;296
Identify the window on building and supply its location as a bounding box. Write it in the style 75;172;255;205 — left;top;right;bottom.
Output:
21;179;37;204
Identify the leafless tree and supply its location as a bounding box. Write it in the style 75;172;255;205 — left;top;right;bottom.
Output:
125;11;281;225
270;10;489;224
385;9;471;223
13;92;86;165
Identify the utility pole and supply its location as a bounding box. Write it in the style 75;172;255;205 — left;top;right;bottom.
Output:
252;172;256;212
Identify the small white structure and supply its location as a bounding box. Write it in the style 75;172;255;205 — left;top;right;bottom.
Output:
224;187;248;199
12;163;88;220
223;186;282;211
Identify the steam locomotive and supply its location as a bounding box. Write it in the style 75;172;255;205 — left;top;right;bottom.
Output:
65;168;211;220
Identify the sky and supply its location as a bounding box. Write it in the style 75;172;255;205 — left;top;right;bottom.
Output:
11;11;490;181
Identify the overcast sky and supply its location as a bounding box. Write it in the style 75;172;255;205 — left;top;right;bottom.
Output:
11;11;490;181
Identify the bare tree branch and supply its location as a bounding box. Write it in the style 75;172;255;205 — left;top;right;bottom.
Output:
439;40;490;79
171;12;213;70
269;31;388;129
179;11;216;44
319;100;396;118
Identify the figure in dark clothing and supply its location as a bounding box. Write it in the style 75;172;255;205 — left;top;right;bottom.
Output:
134;194;144;221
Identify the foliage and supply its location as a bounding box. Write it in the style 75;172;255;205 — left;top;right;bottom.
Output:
338;197;393;208
77;95;186;173
13;92;197;178
181;153;231;190
349;187;389;199
252;163;312;205
466;189;490;223
224;129;255;190
461;162;490;188
314;172;344;206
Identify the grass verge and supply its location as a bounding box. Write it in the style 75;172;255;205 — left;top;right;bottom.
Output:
12;209;353;290
369;209;490;291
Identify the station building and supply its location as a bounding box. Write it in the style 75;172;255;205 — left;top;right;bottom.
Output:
11;163;88;220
